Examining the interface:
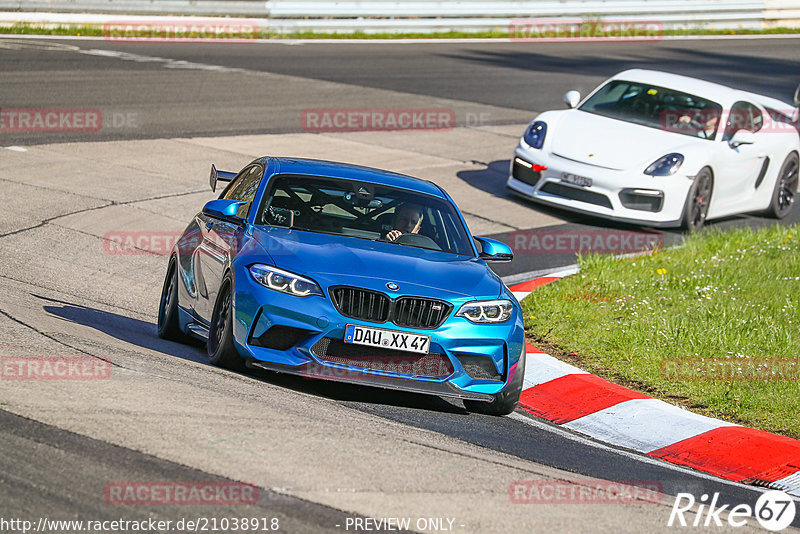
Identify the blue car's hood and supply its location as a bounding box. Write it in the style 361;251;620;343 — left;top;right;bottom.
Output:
250;227;503;300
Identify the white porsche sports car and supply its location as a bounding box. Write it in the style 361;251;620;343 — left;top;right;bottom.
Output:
507;69;800;230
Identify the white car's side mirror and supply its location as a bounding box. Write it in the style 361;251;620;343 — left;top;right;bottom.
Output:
729;130;756;148
794;83;800;107
563;90;581;109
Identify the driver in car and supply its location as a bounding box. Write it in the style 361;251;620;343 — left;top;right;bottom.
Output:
385;205;423;242
677;107;719;138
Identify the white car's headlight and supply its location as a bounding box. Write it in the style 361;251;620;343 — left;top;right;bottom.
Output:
522;121;547;149
645;153;684;176
456;299;514;323
249;264;323;297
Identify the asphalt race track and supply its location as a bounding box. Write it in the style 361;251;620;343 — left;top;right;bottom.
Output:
1;35;799;532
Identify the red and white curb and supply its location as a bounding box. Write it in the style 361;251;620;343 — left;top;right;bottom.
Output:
508;272;800;497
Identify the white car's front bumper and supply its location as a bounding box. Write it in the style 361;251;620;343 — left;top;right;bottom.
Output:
506;145;695;228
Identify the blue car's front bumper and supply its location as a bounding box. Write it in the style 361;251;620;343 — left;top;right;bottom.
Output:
230;264;525;402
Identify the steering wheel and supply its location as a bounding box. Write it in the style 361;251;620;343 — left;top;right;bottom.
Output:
687;112;706;132
393;233;441;250
686;111;716;139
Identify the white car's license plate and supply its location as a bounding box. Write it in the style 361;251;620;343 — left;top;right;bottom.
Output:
344;324;430;354
561;172;593;187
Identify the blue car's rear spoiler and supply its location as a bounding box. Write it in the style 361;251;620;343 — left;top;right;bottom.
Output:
209;164;237;192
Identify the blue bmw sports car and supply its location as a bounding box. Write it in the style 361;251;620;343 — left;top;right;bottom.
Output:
157;157;525;415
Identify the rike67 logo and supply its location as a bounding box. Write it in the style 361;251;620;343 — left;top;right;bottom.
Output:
668;490;796;531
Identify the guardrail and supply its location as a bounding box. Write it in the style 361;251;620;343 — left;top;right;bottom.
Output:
765;0;800;26
1;0;799;32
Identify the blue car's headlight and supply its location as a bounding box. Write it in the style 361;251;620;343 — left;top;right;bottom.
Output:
249;264;323;297
644;153;684;176
456;299;514;323
522;121;547;149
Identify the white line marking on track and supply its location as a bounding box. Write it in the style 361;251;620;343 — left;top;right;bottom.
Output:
4;146;28;152
523;351;587;389
772;471;800;497
502;265;579;285
562;398;738;454
507;411;782;497
511;291;531;302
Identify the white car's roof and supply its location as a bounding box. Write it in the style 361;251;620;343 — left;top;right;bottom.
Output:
609;69;795;112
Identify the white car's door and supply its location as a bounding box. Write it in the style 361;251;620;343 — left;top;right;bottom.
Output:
709;101;770;216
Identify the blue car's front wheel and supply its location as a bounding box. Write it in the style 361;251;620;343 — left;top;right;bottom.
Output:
463;350;525;416
208;278;244;370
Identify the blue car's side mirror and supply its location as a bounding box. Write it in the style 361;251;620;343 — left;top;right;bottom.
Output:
474;236;513;263
202;199;247;222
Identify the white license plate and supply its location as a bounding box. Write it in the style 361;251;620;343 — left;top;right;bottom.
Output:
561;172;593;187
344;324;430;354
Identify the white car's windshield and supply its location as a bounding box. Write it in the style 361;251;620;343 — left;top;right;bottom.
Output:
257;174;475;256
579;80;723;140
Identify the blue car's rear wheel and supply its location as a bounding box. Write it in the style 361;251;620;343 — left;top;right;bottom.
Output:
157;257;190;343
208;278;244;370
463;350;526;416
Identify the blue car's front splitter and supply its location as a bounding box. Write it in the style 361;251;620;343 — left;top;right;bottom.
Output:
245;359;494;402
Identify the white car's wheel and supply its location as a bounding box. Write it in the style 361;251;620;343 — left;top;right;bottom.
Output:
681;167;713;232
767;152;799;219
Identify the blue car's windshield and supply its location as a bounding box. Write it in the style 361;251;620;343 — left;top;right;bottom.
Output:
579;80;723;140
256;174;475;256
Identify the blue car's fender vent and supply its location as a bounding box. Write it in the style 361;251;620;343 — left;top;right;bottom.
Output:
311;337;454;378
330;287;452;329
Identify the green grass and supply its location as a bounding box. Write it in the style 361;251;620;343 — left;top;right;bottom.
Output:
522;224;800;438
2;23;800;39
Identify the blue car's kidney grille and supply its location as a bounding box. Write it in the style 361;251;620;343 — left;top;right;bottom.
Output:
330;287;452;329
331;287;391;323
393;297;452;329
